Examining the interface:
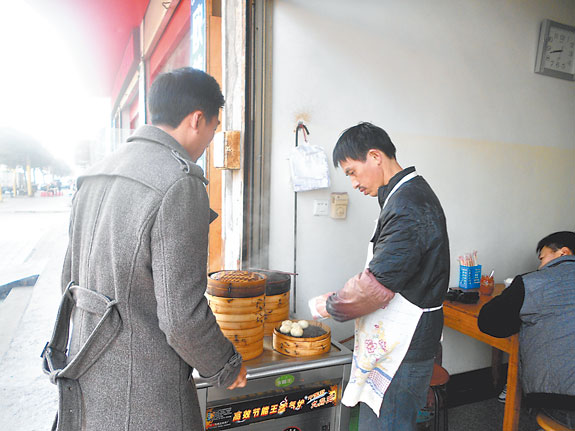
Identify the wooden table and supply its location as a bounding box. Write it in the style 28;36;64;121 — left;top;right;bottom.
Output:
443;285;521;431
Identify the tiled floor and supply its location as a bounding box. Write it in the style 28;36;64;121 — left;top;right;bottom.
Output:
446;397;541;431
350;396;542;430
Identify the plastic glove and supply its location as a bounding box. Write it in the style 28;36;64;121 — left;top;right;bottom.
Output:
326;269;395;322
308;292;335;320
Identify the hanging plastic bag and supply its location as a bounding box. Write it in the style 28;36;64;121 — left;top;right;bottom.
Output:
288;142;330;192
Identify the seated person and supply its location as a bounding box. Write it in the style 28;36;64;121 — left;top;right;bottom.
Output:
478;231;575;428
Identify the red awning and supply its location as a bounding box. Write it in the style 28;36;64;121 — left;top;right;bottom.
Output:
27;0;149;96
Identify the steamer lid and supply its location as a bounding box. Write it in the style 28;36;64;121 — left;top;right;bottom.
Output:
210;270;266;282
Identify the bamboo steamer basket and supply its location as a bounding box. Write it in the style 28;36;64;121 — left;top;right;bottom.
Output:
235;341;264;361
266;301;290;318
220;329;264;346
220;325;264;338
206;294;265;324
206;271;267;361
273;321;331;357
249;270;292;336
264;301;290;336
207;270;266;298
207;295;265;314
210;308;264;322
215;319;265;331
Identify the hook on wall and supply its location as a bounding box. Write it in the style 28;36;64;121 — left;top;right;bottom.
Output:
295;122;310;147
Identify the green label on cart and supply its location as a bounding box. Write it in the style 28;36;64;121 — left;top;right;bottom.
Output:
275;374;295;388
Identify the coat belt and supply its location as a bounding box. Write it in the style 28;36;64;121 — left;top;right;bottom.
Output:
41;282;122;430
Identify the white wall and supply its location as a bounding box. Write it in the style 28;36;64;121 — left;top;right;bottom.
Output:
267;0;575;374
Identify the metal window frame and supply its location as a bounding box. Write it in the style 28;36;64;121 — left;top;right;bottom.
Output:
242;0;272;269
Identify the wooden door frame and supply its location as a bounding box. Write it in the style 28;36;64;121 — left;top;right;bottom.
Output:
206;0;224;272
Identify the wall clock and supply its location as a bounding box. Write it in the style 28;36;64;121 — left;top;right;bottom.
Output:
535;19;575;81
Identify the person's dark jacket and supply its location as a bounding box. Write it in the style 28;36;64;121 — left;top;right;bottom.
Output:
369;167;450;309
373;167;450;361
328;167;450;362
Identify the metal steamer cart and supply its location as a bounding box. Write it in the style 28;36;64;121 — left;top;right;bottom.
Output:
195;338;353;431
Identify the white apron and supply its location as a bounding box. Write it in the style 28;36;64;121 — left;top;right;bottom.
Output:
341;171;441;416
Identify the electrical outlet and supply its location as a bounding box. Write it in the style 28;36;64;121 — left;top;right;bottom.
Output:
313;200;329;216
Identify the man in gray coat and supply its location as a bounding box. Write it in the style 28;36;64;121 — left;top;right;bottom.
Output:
43;67;246;430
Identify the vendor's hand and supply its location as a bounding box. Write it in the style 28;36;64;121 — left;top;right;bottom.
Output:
315;292;334;318
227;365;247;390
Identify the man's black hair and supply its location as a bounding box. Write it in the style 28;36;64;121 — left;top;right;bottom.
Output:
537;231;575;255
148;67;224;128
332;122;397;168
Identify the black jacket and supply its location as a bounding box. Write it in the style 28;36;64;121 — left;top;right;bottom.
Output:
370;167;450;361
370;167;450;308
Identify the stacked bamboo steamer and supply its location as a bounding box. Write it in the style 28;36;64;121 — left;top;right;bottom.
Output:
206;271;266;361
250;270;292;336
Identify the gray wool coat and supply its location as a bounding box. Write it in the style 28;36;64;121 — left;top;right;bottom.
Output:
59;125;241;430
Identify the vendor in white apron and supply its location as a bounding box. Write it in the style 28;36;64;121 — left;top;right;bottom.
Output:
326;123;450;430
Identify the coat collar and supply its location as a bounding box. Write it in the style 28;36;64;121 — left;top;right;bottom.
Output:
128;125;208;183
128;125;190;160
540;254;575;270
377;166;416;208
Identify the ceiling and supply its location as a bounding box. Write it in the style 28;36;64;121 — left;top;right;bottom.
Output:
27;0;149;96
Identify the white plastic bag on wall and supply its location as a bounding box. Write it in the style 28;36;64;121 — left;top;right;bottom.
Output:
288;143;330;192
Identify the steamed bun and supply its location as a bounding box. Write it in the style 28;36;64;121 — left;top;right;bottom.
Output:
290;324;303;337
298;320;309;329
